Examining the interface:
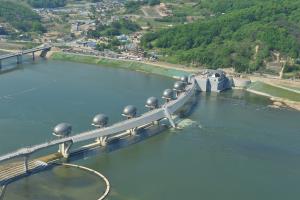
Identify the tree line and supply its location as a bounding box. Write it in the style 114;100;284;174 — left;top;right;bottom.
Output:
27;0;66;8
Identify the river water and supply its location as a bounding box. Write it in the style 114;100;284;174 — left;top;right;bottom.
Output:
1;58;300;200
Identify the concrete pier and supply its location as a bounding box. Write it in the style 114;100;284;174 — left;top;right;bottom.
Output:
17;55;22;64
0;185;6;200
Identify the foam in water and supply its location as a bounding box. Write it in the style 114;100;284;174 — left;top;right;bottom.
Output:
171;115;199;131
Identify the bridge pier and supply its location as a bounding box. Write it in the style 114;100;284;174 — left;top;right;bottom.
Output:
0;60;2;69
153;120;159;126
163;107;176;128
17;55;22;64
96;136;108;146
24;155;29;173
32;52;35;61
0;186;6;200
130;127;138;135
40;49;50;58
59;141;73;158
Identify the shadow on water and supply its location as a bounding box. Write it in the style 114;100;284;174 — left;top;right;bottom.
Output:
67;124;169;163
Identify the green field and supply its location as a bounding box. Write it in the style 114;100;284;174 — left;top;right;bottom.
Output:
248;81;300;102
51;52;190;78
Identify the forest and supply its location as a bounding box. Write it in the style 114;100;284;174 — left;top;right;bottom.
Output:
27;0;66;8
87;19;141;38
141;0;300;72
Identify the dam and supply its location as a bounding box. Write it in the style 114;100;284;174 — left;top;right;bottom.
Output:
0;59;299;200
0;73;198;187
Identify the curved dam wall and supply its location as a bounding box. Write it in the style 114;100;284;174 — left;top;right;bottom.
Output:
0;76;198;164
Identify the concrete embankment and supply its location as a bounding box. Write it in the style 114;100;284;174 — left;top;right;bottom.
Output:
50;52;191;78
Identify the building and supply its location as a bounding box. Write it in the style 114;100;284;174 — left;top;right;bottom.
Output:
195;69;232;92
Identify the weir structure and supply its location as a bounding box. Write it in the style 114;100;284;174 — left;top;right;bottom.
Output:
0;45;51;68
0;74;198;191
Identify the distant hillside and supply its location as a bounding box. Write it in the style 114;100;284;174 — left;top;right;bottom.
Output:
142;0;300;72
0;1;45;33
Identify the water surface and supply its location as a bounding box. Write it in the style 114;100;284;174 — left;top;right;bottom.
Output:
1;59;300;200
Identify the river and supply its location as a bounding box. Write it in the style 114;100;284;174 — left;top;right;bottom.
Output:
1;58;300;200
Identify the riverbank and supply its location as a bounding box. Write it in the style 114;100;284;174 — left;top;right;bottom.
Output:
50;51;191;78
247;81;300;111
49;51;300;111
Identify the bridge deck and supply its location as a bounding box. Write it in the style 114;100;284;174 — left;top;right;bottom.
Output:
0;46;51;60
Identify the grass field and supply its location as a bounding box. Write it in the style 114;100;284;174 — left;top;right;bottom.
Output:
141;6;162;18
248;81;300;102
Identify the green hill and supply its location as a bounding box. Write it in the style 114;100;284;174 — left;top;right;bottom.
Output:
0;0;45;33
142;0;300;72
27;0;66;8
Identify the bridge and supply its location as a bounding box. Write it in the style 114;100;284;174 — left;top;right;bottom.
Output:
0;75;198;188
0;45;51;68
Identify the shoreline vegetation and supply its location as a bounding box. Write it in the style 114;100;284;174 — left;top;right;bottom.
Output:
50;51;191;78
48;51;300;111
247;81;300;111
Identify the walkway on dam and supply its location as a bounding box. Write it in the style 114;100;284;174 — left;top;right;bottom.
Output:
0;160;47;185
